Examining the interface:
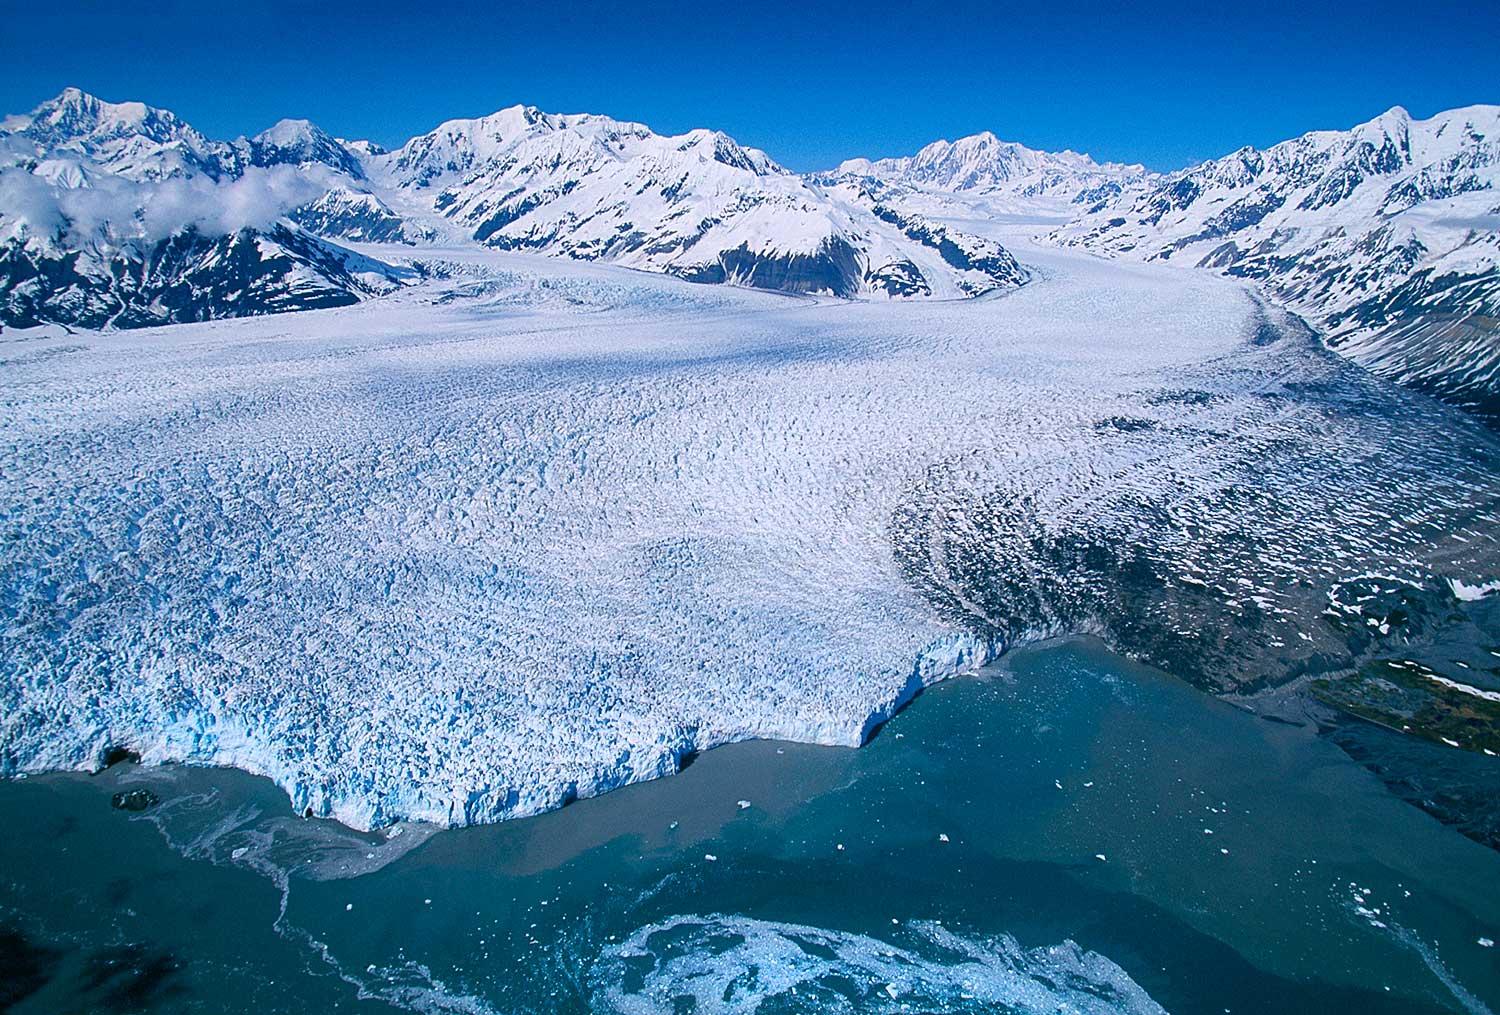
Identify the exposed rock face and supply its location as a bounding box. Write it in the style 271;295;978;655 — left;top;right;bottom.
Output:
286;187;418;244
0;225;407;330
675;237;866;297
243;118;367;179
0;90;411;329
110;789;160;812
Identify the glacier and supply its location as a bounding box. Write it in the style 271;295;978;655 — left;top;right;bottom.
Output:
3;237;1499;831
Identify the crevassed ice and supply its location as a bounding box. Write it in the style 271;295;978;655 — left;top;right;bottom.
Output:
3;244;1497;830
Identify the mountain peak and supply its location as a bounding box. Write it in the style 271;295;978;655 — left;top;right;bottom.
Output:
46;86;108;114
1;89;223;182
674;128;783;175
474;103;566;137
247;117;363;177
827;130;1144;199
21;87;175;142
255;118;329;146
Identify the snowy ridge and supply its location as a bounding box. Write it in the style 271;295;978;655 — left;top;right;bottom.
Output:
1;86;239;182
1054;104;1500;418
371;104;1023;298
0;87;376;183
0;89;413;327
248;118;367;179
0;219;409;330
0;90;1026;326
9;83;1495;404
820;130;1147;205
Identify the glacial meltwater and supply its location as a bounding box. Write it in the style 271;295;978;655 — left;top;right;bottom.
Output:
3;637;1498;1014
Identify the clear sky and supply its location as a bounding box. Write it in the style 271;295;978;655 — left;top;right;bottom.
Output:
3;0;1496;172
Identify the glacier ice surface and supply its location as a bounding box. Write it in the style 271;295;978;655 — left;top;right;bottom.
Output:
3;242;1497;829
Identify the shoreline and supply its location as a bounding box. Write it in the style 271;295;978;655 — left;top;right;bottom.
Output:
4;634;1497;1015
11;602;1498;850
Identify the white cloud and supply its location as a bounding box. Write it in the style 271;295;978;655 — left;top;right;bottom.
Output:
0;163;340;247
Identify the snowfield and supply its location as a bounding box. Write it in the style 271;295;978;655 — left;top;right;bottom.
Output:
3;242;1498;829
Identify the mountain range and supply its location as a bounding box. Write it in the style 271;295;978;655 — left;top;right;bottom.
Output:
1;88;1496;420
1053;105;1500;419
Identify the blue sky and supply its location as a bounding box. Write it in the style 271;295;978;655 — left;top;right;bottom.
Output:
3;0;1496;172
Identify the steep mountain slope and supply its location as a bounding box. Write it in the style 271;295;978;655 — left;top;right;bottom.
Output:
0;224;407;329
245;118;366;178
1054;106;1500;419
0;90;411;329
0;86;240;182
0;90;1028;322
7;85;1494;375
0;88;378;183
370;105;1025;298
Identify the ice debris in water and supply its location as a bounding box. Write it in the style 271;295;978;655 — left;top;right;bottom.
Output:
592;913;1168;1014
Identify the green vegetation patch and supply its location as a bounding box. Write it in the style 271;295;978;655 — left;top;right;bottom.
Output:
1313;659;1500;756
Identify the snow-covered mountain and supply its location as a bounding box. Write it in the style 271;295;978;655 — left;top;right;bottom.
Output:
0;223;407;330
368;104;1023;298
0;90;1028;328
1054;105;1500;419
244;118;367;179
0;89;411;328
0;88;377;183
811;132;1149;214
1;86;241;182
4;84;1496;412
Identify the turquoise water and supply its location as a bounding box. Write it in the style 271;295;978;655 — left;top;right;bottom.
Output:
3;638;1498;1014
